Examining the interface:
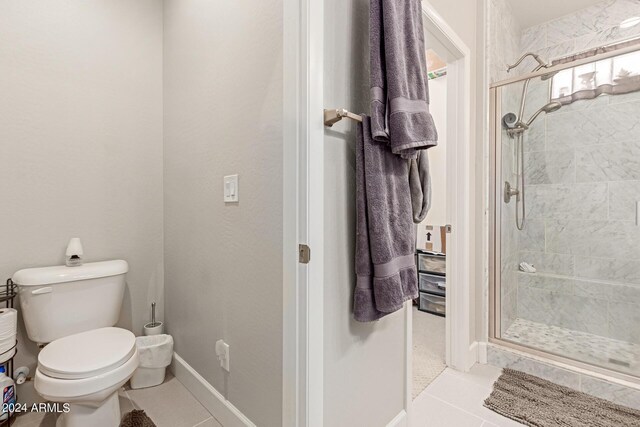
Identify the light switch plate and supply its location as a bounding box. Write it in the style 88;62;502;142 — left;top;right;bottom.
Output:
223;174;239;203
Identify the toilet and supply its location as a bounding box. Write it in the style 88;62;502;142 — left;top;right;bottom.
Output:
12;260;138;427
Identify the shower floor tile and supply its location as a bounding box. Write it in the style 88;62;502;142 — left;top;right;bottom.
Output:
503;318;640;377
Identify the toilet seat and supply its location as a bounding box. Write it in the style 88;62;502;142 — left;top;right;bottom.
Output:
38;327;136;380
35;327;139;400
35;350;139;400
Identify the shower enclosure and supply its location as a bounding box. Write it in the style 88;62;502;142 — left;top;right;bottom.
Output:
489;43;640;383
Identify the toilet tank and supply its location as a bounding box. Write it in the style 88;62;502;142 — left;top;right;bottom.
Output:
12;260;128;344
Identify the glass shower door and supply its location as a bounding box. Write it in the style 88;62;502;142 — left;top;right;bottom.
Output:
492;61;640;379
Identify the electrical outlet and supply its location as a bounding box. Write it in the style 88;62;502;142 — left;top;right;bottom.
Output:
215;339;230;372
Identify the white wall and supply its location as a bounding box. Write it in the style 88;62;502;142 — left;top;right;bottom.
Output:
323;0;406;425
426;0;485;354
0;0;164;404
162;1;283;426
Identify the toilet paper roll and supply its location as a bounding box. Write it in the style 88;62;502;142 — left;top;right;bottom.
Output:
0;335;16;356
0;348;16;365
0;309;17;339
0;309;17;363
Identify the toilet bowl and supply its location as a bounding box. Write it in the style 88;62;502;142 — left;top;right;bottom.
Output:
13;260;135;426
34;327;139;427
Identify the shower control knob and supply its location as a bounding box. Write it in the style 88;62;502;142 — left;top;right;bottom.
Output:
504;181;520;203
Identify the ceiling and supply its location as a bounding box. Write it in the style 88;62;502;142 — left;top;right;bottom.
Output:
509;0;605;29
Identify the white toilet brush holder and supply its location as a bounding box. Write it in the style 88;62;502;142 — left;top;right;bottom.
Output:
144;322;163;336
143;302;163;335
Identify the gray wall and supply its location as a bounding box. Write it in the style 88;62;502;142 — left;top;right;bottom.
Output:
0;0;164;404
162;1;283;426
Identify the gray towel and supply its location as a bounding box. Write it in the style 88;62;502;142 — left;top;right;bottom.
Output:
409;149;431;223
370;0;438;159
354;116;419;322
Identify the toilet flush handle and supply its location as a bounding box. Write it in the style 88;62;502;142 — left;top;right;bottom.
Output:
31;287;52;295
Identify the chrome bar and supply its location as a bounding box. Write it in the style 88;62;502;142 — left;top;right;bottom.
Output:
488;86;501;341
490;42;640;88
323;108;363;127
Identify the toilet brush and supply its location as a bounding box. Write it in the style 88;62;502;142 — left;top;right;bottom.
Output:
151;302;157;327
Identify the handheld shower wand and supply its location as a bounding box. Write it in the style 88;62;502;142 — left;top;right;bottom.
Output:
524;101;562;127
505;53;552;134
504;101;562;231
502;52;559;231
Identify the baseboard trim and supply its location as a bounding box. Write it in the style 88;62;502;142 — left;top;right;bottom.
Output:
387;410;407;427
466;341;479;370
478;341;488;364
171;352;256;427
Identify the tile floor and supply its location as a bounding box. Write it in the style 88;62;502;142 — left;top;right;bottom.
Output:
19;363;626;427
11;365;516;427
412;364;525;427
10;373;220;427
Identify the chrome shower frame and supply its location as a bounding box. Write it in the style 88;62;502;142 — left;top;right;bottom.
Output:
488;42;640;386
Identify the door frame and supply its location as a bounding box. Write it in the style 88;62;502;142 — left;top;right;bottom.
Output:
283;0;324;425
404;2;474;422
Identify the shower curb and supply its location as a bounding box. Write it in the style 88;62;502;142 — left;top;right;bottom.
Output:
486;344;640;410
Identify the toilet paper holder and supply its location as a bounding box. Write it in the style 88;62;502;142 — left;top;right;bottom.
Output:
0;279;20;387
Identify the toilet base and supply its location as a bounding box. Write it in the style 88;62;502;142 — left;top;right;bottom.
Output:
56;392;120;427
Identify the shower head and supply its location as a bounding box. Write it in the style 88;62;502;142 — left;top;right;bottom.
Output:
506;52;550;73
542;101;562;113
524;101;562;127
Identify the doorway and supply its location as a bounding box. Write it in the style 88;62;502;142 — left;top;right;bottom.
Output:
412;57;448;398
405;2;473;424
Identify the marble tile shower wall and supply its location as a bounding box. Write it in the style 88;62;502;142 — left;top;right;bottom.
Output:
511;0;640;345
487;0;521;83
520;0;640;70
487;0;521;332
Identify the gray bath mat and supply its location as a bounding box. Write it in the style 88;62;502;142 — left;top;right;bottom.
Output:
120;409;156;427
484;369;640;427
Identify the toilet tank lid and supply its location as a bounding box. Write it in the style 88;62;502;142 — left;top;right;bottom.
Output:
12;260;128;286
